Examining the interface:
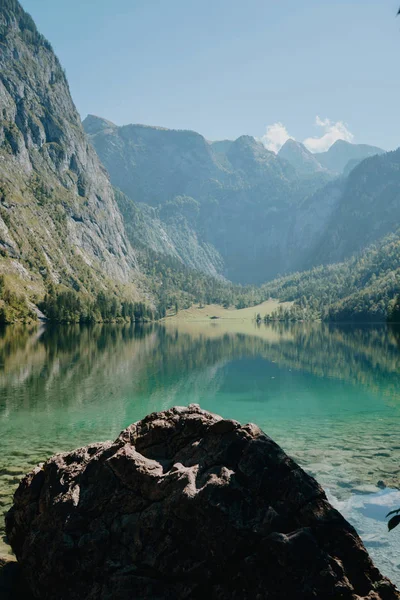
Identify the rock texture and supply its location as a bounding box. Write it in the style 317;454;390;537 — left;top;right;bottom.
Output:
0;1;141;306
84;115;333;284
83;115;392;288
6;405;400;600
278;139;327;176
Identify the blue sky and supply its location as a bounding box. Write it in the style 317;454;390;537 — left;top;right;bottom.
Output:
21;0;400;151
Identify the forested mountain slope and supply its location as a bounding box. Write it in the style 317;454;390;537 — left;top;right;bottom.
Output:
0;0;152;321
305;148;400;267
260;231;400;322
84;115;332;284
85;114;396;294
1;1;398;323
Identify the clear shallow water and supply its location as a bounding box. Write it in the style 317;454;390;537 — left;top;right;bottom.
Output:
0;321;399;584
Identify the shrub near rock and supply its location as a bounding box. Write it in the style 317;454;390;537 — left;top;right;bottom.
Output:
6;405;400;599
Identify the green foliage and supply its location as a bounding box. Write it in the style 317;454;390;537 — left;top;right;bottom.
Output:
159;196;200;221
260;232;400;322
39;287;154;324
113;188;272;313
0;0;53;51
388;296;400;323
29;174;53;205
313;148;400;268
0;275;35;323
136;243;273;315
264;301;319;323
0;206;11;228
2;121;21;154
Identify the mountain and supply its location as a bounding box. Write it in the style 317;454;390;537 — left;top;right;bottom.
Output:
278;139;327;175
275;142;400;278
210;140;234;154
84;116;332;284
314;139;384;174
0;0;152;321
303;148;400;268
84;116;392;291
256;146;400;321
260;228;400;322
2;1;395;323
114;188;224;279
279;139;385;176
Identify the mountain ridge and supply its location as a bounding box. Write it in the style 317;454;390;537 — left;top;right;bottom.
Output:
0;1;398;323
0;0;152;321
84;116;333;284
314;139;385;173
278;139;327;175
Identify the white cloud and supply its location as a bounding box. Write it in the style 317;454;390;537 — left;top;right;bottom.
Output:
260;122;294;153
259;116;355;154
303;116;354;153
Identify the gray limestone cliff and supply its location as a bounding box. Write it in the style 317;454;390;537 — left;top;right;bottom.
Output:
84;116;332;284
0;1;142;309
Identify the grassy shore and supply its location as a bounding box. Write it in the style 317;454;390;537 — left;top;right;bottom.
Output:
162;300;294;341
164;299;292;322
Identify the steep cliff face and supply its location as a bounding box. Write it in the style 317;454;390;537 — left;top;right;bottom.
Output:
114;189;224;278
0;1;141;309
83;116;224;209
85;111;398;289
305;148;400;267
84;116;332;283
278;139;327;175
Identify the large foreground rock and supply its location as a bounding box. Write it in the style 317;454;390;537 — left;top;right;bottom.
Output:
5;405;400;599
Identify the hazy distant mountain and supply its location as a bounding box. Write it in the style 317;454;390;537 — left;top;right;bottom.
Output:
84;115;332;283
2;0;398;324
84;115;397;288
306;148;400;265
278;139;327;175
279;139;385;176
314;139;384;174
210;140;234;154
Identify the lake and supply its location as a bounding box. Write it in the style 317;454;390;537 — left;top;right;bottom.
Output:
0;321;399;584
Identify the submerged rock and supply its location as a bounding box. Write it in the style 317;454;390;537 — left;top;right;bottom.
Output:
5;405;400;599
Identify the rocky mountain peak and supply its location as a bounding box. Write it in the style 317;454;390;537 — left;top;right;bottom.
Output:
0;0;140;302
82;114;117;136
279;138;300;151
278;139;326;175
315;139;385;173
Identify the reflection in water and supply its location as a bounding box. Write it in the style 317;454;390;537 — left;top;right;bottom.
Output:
0;321;399;582
329;487;400;585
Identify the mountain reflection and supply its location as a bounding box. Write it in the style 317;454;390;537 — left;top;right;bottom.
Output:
1;322;400;411
1;321;400;559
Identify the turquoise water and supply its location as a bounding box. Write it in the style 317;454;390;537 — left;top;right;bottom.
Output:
0;321;399;583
